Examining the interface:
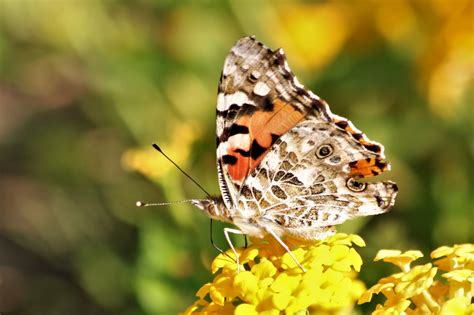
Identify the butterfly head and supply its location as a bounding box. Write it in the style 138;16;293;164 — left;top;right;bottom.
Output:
191;196;230;222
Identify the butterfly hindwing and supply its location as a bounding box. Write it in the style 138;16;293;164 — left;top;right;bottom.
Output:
241;119;397;240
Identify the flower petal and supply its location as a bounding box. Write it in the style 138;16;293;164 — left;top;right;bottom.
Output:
234;303;258;315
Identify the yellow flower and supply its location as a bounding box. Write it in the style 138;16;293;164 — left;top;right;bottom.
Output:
269;2;349;70
359;243;474;314
121;122;199;180
440;296;474;315
374;249;424;272
432;244;474;272
182;233;366;314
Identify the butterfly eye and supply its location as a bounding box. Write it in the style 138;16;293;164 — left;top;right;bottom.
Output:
316;144;333;158
346;178;367;192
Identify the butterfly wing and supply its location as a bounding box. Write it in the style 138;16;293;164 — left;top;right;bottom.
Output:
243;119;397;240
216;36;397;240
216;36;333;210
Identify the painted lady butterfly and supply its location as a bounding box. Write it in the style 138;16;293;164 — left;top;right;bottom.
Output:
191;36;398;271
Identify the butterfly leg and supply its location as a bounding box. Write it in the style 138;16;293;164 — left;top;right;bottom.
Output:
266;227;307;272
223;227;244;273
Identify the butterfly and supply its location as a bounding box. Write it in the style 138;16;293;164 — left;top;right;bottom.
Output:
190;36;398;272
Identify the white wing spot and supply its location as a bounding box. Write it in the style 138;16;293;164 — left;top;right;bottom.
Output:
251;70;261;79
218;91;254;111
293;77;305;89
253;82;271;96
217;93;225;110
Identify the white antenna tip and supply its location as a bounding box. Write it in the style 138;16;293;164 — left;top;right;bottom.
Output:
136;201;146;207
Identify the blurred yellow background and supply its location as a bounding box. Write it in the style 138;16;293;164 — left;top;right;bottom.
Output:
0;0;472;314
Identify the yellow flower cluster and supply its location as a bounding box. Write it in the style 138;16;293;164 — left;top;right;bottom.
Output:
121;122;199;179
182;233;366;315
358;244;474;314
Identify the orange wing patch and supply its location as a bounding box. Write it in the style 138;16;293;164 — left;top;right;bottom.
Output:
225;99;305;182
349;158;388;178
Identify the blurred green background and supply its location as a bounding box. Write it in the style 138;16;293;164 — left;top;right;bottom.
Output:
0;0;472;314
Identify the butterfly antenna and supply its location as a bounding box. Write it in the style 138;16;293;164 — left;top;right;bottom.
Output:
136;199;197;207
146;144;235;262
151;143;211;198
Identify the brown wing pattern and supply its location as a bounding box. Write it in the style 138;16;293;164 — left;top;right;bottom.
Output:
216;36;329;208
239;119;397;240
216;37;393;224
